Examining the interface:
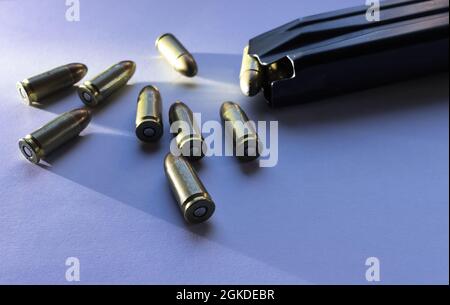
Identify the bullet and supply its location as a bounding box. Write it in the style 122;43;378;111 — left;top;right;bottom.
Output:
220;102;261;161
77;60;136;107
266;60;293;83
156;33;198;77
18;108;91;164
169;101;206;160
164;153;215;224
135;85;163;142
239;45;262;96
17;63;88;105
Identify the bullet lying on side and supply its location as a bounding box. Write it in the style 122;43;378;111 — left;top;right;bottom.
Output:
156;33;198;77
164;153;215;224
220;101;261;162
17;63;88;105
169;101;206;161
77;60;136;107
18;108;91;164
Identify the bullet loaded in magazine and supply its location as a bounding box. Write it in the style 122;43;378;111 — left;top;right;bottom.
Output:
15;0;449;223
242;0;449;106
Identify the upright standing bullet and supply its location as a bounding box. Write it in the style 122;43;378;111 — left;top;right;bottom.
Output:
240;45;262;96
135;85;163;142
164;153;215;224
18;108;91;164
17;63;88;105
169;101;206;160
77;60;136;107
156;33;198;77
221;101;261;161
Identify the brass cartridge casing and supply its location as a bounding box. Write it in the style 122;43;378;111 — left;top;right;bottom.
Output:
135;85;163;142
239;45;262;97
156;33;198;77
18;108;91;164
164;153;215;224
220;101;261;161
78;60;136;107
169;101;206;160
17;63;88;105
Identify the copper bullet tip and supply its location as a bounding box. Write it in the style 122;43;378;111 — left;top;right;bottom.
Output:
67;63;88;83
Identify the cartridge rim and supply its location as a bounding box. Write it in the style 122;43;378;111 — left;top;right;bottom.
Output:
16;81;36;105
18;136;42;164
184;196;215;224
77;83;100;107
136;119;163;142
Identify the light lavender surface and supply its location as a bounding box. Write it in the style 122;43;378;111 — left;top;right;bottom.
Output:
0;0;448;284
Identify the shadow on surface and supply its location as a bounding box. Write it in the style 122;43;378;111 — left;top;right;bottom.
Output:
32;86;79;112
193;53;241;85
40;52;449;283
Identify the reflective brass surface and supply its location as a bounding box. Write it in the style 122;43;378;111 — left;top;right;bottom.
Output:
239;45;262;97
18;108;91;164
164;153;215;224
77;60;136;107
169;101;206;160
17;63;87;105
135;85;163;142
156;33;198;77
220;101;261;161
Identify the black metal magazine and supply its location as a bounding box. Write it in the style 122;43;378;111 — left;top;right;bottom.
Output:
248;0;449;107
